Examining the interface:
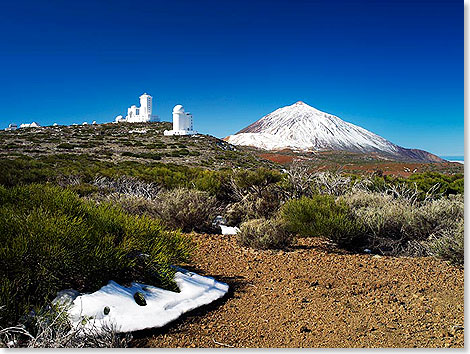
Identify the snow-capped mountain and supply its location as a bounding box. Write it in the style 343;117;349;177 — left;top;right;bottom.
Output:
225;101;443;162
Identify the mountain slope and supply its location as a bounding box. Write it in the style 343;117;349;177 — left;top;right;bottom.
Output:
225;101;444;162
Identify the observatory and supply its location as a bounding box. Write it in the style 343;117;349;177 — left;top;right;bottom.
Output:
115;93;159;123
19;122;40;129
5;123;17;131
164;105;197;136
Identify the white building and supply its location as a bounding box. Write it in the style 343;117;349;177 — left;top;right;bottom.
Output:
164;105;197;136
5;123;17;131
115;93;159;123
19;122;40;128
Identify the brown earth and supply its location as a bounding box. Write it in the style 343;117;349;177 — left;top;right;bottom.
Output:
258;151;463;176
138;234;464;348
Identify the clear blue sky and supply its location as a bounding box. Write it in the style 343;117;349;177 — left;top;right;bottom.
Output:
0;0;462;155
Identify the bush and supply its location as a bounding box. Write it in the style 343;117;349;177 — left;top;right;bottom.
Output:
340;191;464;257
151;188;220;233
411;194;464;240
57;143;75;149
231;168;282;191
280;195;363;248
369;172;464;200
425;219;464;266
237;218;293;250
225;184;284;226
0;184;193;327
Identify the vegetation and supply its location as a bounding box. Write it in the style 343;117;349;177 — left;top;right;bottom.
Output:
237;218;293;250
369;172;464;199
0;122;277;171
280;195;364;248
0;184;193;328
426;219;464;266
107;188;220;233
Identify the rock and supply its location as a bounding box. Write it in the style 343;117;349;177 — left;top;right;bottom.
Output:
134;291;147;306
452;325;464;332
300;326;311;333
104;306;110;315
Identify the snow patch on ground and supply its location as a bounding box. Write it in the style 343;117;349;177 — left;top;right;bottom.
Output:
220;225;240;235
62;268;228;334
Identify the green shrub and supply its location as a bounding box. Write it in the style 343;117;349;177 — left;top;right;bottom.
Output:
369;172;464;199
280;195;363;247
57;143;75;149
150;188;220;233
237;218;294;250
121;151;162;160
0;184;193;327
232;168;282;190
68;183;100;197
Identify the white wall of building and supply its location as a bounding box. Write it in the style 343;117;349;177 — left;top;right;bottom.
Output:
115;93;159;123
164;105;197;136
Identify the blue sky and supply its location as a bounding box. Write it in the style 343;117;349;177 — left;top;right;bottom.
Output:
0;0;462;155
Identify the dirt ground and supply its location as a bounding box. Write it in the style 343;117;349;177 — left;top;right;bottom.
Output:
137;234;464;348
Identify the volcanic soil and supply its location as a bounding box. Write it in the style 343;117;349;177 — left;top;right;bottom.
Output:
138;234;464;348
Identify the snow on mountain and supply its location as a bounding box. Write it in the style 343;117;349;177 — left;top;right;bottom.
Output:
225;101;443;162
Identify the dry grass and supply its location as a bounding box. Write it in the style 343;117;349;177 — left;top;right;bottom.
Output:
237;218;294;250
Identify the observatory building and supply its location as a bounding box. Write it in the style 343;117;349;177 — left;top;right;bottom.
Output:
164;105;197;136
115;93;159;123
19;122;40;129
5;123;17;131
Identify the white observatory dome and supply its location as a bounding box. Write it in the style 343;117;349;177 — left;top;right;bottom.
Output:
173;105;184;113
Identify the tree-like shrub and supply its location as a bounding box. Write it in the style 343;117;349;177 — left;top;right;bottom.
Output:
237;218;293;250
280;195;363;248
0;184;193;328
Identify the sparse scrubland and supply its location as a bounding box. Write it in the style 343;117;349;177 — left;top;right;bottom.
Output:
0;123;464;348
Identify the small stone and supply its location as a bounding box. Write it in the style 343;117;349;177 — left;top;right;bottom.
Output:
300;326;311;333
134;291;147;306
104;306;110;315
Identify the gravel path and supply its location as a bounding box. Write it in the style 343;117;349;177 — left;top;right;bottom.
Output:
139;234;463;348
